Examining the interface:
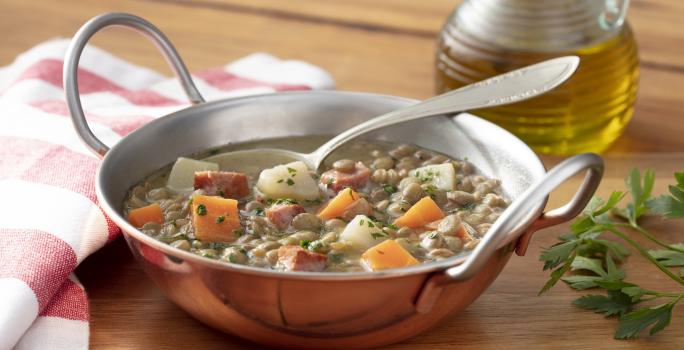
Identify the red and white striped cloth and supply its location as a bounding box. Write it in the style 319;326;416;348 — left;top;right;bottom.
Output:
0;39;334;349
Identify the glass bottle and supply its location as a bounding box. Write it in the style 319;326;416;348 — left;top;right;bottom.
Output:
435;0;639;155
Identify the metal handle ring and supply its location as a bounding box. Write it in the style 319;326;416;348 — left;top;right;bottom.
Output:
63;12;204;158
416;153;603;312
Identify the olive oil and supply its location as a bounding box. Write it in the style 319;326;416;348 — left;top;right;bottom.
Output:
435;0;639;155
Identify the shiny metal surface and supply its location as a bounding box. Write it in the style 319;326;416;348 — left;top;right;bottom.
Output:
188;56;579;169
64;13;604;349
88;92;600;348
309;56;579;168
63;12;204;157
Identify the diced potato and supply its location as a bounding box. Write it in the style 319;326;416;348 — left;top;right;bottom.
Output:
167;157;219;190
256;161;320;201
394;196;445;228
361;239;419;271
410;163;457;191
317;188;361;220
192;195;240;242
339;215;387;250
128;203;164;228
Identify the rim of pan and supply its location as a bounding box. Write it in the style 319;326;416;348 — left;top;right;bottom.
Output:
96;90;547;282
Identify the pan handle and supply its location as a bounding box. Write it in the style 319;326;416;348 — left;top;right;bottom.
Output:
415;153;603;313
63;12;204;157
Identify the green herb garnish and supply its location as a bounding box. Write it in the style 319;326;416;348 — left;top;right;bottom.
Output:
196;204;207;216
539;169;684;339
215;215;225;224
307;241;323;252
271;198;298;205
329;253;344;264
371;232;387;239
300;240;311;249
277;179;284;183
286;178;295;186
383;184;398;194
287;167;297;174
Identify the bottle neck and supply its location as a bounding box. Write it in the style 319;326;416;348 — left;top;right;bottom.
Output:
448;0;627;52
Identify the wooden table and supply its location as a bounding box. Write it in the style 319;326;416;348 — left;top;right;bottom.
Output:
2;0;683;348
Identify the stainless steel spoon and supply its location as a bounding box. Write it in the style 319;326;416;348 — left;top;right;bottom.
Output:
209;56;579;170
65;13;578;165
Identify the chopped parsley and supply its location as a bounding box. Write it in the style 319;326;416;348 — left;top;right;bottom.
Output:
300;240;311;249
371;232;387;239
287;167;297;174
386;224;398;230
196;204;207;216
307;241;323;252
329;253;344;264
326;177;335;185
270;198;298;205
424;184;438;194
233;228;244;237
461;202;476;211
215;215;225;224
277;179;284;183
286;178;295;186
383;184;398;194
359;219;365;226
208;242;229;250
253;207;265;216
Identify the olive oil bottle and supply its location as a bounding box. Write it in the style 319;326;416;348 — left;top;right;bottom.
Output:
436;0;639;155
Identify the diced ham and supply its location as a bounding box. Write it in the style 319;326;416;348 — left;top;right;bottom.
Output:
194;171;249;199
339;198;372;221
266;204;306;230
320;161;371;192
277;246;327;272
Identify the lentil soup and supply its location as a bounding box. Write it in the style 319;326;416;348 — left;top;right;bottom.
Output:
124;138;508;272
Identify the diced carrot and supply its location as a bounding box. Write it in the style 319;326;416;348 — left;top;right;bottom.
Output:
317;187;361;220
361;239;418;271
394;196;445;228
128;203;164;228
192;195;241;242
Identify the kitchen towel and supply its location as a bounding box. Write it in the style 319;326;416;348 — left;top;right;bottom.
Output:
0;38;334;350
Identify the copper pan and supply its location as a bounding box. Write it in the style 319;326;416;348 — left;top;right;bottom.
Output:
64;13;603;349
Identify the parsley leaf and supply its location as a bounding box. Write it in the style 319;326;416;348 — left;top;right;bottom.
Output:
539;168;684;340
615;168;655;224
648;244;684;266
573;290;633;317
383;184;398;194
615;302;675;339
648;172;684;219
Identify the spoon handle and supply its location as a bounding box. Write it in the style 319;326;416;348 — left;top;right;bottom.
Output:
312;56;579;168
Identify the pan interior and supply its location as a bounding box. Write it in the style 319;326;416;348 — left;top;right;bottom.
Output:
97;91;546;277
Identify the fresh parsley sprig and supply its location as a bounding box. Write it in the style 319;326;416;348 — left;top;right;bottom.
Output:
539;169;684;339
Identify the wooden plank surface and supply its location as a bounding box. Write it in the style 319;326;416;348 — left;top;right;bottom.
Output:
0;0;683;348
